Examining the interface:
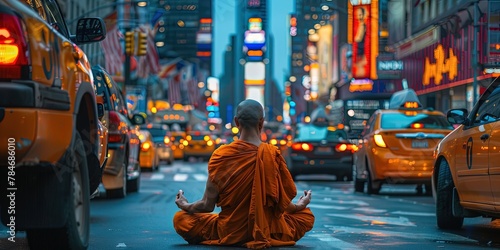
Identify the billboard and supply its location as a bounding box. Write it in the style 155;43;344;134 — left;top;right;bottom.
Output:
348;0;378;80
244;30;266;50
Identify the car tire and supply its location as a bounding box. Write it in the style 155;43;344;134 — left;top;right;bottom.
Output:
436;160;464;229
354;178;364;193
27;131;90;250
183;155;189;162
106;163;127;199
366;169;381;195
127;175;140;193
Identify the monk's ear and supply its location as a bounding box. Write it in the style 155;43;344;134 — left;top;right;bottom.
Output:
234;117;240;127
258;118;264;130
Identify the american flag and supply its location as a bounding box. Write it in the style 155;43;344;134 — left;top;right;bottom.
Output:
168;76;181;106
100;26;124;75
136;25;160;78
158;57;182;79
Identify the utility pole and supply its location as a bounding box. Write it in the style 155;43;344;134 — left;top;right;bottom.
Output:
472;1;479;105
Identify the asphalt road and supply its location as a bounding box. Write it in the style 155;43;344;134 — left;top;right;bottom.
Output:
1;158;500;249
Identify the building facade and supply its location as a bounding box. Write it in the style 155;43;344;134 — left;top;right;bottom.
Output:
391;0;492;113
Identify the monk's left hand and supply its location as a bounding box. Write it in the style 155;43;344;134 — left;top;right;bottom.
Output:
175;190;189;211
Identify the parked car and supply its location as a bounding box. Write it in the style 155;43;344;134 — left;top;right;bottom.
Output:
141;123;174;165
138;130;159;171
288;123;356;181
93;65;145;198
183;130;217;161
0;1;106;248
353;89;453;195
432;79;500;229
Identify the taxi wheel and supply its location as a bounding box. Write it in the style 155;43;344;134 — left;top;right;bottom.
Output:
366;169;381;195
436;160;464;229
27;131;90;249
354;179;364;193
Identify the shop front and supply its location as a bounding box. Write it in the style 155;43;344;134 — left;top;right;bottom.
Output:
395;23;492;113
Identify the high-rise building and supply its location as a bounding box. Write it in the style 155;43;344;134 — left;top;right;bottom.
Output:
290;0;347;122
155;0;212;74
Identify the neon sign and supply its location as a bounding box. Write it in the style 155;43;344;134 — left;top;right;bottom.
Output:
423;44;458;85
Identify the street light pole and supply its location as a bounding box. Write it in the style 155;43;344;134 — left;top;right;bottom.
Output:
472;1;479;105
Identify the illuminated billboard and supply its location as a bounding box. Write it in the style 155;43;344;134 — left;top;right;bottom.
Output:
245;86;265;107
244;31;266;50
348;0;378;80
244;62;265;85
248;17;262;32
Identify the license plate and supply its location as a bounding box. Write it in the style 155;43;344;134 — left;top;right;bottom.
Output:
316;147;332;153
412;140;428;148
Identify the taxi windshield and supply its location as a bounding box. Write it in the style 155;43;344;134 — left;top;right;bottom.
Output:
381;113;453;130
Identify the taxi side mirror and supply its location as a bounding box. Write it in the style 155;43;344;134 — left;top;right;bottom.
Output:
446;109;468;125
73;18;106;44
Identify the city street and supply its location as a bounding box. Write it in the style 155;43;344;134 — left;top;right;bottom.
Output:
1;159;500;249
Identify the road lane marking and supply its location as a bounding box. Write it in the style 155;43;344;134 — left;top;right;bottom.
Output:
150;173;165;180
179;166;194;172
308;233;361;249
327;214;416;226
391;211;435;217
308;204;350;210
173;174;188;181
193;174;207;181
352;207;387;213
324;225;478;243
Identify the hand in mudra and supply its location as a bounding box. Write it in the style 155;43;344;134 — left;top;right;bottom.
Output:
175;190;188;210
296;190;312;210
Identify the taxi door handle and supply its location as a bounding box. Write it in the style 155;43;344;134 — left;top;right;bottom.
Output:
480;134;490;141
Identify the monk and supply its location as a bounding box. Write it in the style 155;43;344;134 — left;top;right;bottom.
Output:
173;99;315;249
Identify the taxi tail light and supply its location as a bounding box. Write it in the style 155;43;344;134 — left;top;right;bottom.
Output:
411;123;424;129
0;13;30;79
291;142;313;152
141;142;151;151
373;134;387;148
335;143;359;153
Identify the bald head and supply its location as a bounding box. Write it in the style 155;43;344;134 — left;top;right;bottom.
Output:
235;99;264;129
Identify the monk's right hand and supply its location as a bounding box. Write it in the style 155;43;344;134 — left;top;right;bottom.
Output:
175;189;188;210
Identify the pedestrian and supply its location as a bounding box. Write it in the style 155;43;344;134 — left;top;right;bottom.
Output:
173;99;315;249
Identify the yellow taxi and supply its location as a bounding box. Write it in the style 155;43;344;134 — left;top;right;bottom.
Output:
353;89;453;194
432;79;500;229
0;1;106;248
183;131;217;161
171;130;186;159
139;130;159;171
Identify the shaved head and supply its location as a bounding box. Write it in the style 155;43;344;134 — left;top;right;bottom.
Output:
235;99;264;129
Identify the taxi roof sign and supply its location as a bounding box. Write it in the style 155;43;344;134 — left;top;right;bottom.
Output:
389;89;422;109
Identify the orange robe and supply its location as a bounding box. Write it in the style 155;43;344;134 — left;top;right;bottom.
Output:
173;140;315;249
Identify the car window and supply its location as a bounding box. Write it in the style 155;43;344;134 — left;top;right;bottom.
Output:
473;86;500;125
295;125;347;142
381;113;452;129
24;0;69;38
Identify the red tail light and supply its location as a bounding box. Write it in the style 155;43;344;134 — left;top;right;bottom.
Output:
0;13;29;79
291;142;313;152
108;134;122;143
335;143;359;153
108;111;121;131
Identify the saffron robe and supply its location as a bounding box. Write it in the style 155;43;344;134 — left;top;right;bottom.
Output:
173;140;315;249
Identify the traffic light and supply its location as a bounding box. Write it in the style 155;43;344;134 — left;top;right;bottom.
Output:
136;32;148;56
125;31;135;56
